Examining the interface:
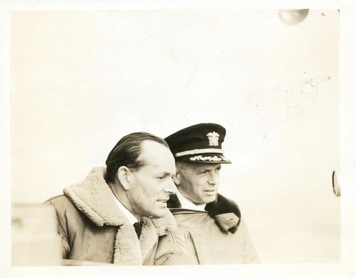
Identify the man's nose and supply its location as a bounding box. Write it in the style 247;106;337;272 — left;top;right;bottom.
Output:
208;172;219;185
164;178;177;194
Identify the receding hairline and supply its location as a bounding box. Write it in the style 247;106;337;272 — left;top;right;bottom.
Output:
136;139;173;167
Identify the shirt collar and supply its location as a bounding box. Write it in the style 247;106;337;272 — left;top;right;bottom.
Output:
175;189;206;211
112;195;139;225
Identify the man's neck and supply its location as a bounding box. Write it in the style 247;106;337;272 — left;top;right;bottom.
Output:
175;190;206;211
109;182;140;223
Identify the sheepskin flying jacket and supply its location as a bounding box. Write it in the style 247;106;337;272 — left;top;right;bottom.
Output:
45;167;183;266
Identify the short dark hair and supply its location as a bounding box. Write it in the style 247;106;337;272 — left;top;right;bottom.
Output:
105;132;169;183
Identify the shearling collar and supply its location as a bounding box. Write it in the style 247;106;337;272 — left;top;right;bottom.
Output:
63;167;177;265
63;167;176;234
168;192;241;234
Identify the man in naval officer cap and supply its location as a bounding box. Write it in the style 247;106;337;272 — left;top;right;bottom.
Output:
158;123;260;265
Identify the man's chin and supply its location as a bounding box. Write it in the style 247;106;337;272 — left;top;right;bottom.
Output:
149;209;168;219
204;195;217;204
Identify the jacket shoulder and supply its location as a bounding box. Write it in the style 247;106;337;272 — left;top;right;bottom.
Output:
45;195;76;211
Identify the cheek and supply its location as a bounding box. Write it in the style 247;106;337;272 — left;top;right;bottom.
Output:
190;179;203;194
181;176;202;194
140;182;161;199
129;188;143;204
194;177;206;189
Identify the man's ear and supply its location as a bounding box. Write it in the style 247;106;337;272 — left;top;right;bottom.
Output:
117;166;132;190
172;169;181;185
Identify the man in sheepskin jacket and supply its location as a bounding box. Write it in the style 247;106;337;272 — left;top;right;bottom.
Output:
160;123;260;264
46;132;188;266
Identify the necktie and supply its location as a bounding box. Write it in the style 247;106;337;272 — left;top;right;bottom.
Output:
133;221;142;239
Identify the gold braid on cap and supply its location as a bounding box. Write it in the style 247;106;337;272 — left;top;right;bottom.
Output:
175;148;224;157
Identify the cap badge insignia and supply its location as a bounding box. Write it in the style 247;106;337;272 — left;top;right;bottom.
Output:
206;131;220;146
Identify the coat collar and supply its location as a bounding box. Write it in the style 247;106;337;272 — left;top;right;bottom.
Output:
63;167;177;265
168;192;241;234
64;167;176;234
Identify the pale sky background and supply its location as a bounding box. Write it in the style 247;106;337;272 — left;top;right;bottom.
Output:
1;1;356;277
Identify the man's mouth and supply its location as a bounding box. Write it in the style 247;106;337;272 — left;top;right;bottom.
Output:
205;189;216;196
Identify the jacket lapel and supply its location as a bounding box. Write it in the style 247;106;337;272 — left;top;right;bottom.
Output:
113;222;142;265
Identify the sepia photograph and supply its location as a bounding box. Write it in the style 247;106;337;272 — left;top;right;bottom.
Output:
1;1;356;277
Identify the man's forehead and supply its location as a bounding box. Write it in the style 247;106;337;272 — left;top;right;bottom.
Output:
139;142;176;172
140;141;172;160
141;162;176;175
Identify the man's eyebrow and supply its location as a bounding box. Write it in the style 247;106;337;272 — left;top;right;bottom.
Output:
193;166;210;172
194;165;220;173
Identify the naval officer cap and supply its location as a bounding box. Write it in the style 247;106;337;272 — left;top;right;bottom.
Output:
164;123;231;164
